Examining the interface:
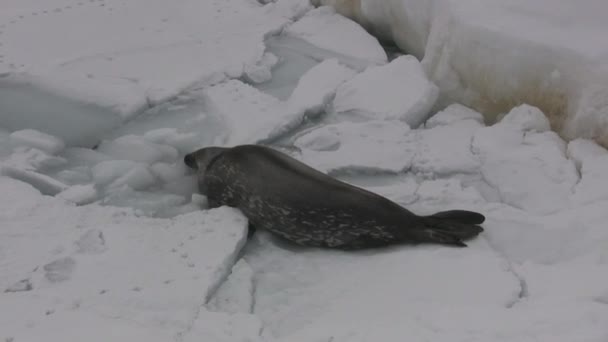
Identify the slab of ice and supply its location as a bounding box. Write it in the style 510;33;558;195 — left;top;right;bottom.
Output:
472;121;579;214
412;120;482;176
96;135;178;164
248;237;517;340
56;184;98;205
425;104;484;129
285;6;387;67
91;160;156;191
499;104;551;132
294;120;415;173
566;138;607;171
8;129;65;155
1;166;68;195
315;0;608;147
333;55;439;127
410;178;487;215
207;260;256;314
0;0;311;146
287;59;356;117
2;147;66;171
571;155;608;205
204;61;354;145
183;311;264;342
0;181;248;340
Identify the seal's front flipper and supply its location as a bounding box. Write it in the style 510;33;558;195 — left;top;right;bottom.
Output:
428;210;485;225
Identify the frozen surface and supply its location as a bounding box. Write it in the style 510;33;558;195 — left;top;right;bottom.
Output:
333;55;439;127
205;59;355;145
294;120;415;173
315;0;608;147
285;6;387;67
0;0;311;146
0;176;248;341
2;1;608;341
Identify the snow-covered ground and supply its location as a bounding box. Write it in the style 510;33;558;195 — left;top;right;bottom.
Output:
1;0;608;341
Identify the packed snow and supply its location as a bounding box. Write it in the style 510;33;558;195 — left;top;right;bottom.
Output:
1;0;608;341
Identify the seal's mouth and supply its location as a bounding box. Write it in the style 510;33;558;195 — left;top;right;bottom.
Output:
184;153;198;170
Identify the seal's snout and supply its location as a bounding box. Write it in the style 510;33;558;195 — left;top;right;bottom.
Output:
184;153;198;169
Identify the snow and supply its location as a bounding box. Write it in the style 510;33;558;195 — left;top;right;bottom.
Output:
315;0;608;148
333;55;439;127
2;0;608;341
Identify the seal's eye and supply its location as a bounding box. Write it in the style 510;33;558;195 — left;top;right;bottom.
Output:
184;153;197;169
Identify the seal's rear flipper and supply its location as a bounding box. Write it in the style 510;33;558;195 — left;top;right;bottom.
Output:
428;210;485;225
413;216;484;247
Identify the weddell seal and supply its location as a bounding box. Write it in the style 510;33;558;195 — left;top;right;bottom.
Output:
184;144;484;249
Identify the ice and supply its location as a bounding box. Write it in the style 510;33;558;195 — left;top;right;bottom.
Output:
425;103;485;129
499;104;551;132
2;0;608;340
287;59;356;117
0;184;249;340
243;52;279;84
246;236;517;341
1;166;68;195
56;184;98;205
91;160;156;191
285;6;387;67
8;129;65;155
2;147;66;171
571;155;608;205
412;119;482;176
566;138;608;170
204;60;355;145
184;311;264;342
96;135;178;164
316;0;608;147
294;120;415;173
203;80;288;145
207;260;256;314
472;117;579;214
100;188;189;218
333;55;439;127
0;0;311;146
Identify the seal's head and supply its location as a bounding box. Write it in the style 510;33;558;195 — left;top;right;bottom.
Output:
184;146;228;171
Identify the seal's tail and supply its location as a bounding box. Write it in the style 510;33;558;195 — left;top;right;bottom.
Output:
415;210;485;247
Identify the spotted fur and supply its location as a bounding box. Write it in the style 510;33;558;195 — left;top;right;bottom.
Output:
185;144;484;249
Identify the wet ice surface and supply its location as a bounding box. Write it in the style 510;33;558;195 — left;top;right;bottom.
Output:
2;1;608;341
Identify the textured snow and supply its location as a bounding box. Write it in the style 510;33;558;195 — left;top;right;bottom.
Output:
2;0;608;341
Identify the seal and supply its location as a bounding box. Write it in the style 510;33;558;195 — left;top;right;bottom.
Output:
184;144;484;249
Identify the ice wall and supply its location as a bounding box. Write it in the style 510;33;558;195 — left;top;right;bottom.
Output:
313;0;608;147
